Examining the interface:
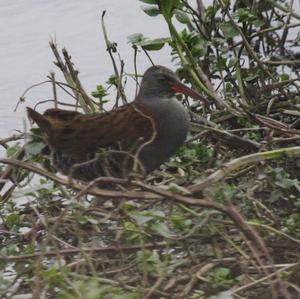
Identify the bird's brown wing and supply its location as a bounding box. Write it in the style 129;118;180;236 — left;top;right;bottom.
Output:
81;103;155;147
27;105;154;162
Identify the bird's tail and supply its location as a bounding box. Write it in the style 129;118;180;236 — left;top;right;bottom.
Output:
26;107;52;135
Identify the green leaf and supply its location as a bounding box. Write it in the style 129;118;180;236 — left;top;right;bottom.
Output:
151;222;173;237
91;85;108;99
107;74;118;85
149;210;165;218
128;37;170;51
30;127;43;136
0;244;19;256
253;18;265;27
6;143;21;157
170;214;192;229
142;5;161;16
281;74;290;81
128;34;169;51
234;8;256;23
213;183;236;203
275;178;295;189
42;267;65;285
127;33;170;51
174;9;190;24
75;215;90;225
127;33;145;44
139;37;170;51
13;183;54;198
5;212;20;229
208;267;233;289
159;0;180;17
269;190;283;203
130;212;153;225
139;0;158;4
211;37;225;48
137;249;161;274
26;141;46;155
206;5;215;17
122;200;139;211
228;57;238;68
219;22;239;39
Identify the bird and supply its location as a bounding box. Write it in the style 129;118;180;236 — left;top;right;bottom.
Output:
27;65;200;181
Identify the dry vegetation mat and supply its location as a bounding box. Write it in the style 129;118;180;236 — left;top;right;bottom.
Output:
1;0;300;298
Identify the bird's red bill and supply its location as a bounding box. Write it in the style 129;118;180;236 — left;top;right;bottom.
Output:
171;83;200;99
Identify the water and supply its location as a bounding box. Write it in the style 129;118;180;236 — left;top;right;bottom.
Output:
0;0;172;140
1;1;299;142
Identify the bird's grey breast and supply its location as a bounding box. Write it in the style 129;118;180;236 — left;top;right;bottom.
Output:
139;97;190;172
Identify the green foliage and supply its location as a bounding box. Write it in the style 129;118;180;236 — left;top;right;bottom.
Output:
106;74;118;86
26;141;45;155
219;22;239;39
151;221;173;237
6;143;21;157
26;128;48;158
257;166;298;204
171;144;213;169
205;4;221;18
212;184;236;204
142;5;161;16
129;209;173;237
59;279;140;299
282;213;300;238
4;212;20;230
1;0;300;298
20;181;61;202
91;84;109;106
0;244;19;256
137;249;162;275
173;8;190;24
159;0;181;18
170;213;192;229
0;274;11;294
42;266;68;286
175;29;209;57
207;267;233;289
139;0;158;4
234;8;257;23
128;33;170;51
123;221;144;243
234;8;265;28
245;131;262;142
140;0;183;20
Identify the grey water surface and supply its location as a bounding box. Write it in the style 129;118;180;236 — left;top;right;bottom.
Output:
0;0;171;141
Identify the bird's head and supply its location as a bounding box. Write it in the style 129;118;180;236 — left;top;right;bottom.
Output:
137;65;200;100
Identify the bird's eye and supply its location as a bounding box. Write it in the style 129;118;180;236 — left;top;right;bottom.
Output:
159;74;169;83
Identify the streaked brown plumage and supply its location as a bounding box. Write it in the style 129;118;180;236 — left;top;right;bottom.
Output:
27;65;200;180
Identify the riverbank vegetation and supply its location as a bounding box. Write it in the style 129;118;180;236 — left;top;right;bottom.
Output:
1;0;300;298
